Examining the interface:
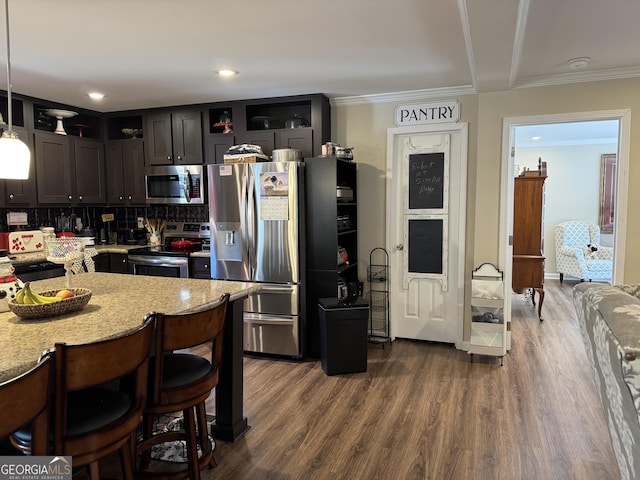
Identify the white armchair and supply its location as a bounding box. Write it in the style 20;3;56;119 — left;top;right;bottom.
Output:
554;221;613;283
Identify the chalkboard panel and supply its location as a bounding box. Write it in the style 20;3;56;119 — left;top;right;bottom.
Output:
408;219;443;274
408;152;444;210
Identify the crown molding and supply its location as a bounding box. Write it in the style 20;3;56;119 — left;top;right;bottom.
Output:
513;66;640;89
330;85;477;106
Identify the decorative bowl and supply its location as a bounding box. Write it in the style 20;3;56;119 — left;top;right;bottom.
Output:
45;237;85;263
8;288;92;320
122;128;143;139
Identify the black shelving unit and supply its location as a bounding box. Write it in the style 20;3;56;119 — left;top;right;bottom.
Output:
305;156;358;358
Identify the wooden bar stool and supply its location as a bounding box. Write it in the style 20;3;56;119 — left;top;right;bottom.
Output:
137;293;230;480
1;353;53;456
12;317;155;480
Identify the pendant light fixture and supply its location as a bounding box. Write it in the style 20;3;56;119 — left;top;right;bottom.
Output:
0;0;30;179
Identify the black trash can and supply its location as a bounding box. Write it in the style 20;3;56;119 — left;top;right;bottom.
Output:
318;297;369;375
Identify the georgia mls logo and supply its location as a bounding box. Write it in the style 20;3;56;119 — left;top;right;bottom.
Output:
0;455;72;479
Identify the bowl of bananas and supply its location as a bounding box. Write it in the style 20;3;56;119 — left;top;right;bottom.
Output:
8;283;92;320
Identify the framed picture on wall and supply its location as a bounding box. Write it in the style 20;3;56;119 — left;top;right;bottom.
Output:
599;153;616;234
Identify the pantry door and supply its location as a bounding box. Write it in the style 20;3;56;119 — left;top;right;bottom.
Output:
386;123;467;346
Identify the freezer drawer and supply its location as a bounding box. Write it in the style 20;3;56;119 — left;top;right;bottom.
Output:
243;312;300;357
244;283;299;316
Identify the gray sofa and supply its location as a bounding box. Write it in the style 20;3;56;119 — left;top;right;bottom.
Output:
573;283;640;480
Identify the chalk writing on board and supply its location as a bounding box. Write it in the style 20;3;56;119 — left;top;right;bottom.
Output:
408;152;444;210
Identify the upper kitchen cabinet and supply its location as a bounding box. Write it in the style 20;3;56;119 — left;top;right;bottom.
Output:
1;126;37;206
106;138;146;205
35;132;106;205
0;95;25;128
203;94;330;163
205;106;237;164
33;103;102;139
105;114;146;205
106;114;144;141
145;110;203;165
74;138;106;203
244;94;330;158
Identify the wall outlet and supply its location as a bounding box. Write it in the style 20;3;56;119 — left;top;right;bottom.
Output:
137;217;145;228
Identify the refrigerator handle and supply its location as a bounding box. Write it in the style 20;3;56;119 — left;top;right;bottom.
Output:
245;166;256;278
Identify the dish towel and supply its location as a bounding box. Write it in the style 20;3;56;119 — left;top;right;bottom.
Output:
71;248;99;274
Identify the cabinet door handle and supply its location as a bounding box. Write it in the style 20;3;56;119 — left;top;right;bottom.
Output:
128;195;132;201
8;194;13;200
78;195;83;202
177;155;182;161
68;195;73;201
167;156;172;161
119;196;124;201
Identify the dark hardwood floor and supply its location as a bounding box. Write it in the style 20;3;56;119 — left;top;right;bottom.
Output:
97;279;619;479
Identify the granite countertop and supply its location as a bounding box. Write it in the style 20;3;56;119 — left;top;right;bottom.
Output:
9;244;144;265
0;272;258;382
10;245;211;265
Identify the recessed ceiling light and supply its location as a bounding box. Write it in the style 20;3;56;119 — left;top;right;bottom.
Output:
531;136;541;141
215;69;239;77
567;57;590;69
88;92;106;100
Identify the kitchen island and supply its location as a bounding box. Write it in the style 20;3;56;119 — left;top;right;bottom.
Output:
0;272;258;441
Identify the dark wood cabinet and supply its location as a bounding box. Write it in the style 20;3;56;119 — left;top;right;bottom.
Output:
190;256;211;279
2;127;37;206
205;134;235;164
305;156;358;357
74;138;106;204
145;110;203;165
234;131;275;157
34;131;73;204
203;94;330;164
106;139;147;205
35;132;106;205
512;175;546;320
94;253;129;273
275;128;313;158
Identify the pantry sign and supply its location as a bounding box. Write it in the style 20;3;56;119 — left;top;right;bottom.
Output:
395;100;460;127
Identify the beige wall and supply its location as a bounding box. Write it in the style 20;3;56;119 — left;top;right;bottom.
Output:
333;78;640;296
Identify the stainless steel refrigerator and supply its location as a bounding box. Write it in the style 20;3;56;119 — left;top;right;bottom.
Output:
208;162;305;358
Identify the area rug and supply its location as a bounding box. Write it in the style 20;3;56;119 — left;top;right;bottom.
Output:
147;413;216;463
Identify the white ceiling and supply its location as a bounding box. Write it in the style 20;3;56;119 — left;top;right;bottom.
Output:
514;120;619;147
3;0;640;113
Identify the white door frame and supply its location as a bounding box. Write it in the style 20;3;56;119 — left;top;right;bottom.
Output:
386;123;467;348
499;109;630;291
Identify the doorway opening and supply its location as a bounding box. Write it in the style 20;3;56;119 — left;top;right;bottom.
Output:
499;110;630;316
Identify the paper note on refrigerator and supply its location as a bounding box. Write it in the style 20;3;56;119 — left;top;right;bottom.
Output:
259;171;289;220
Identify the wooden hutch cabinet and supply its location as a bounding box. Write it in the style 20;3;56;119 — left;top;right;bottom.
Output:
512;175;547;321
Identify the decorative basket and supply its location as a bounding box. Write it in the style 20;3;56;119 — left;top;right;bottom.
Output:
8;288;92;320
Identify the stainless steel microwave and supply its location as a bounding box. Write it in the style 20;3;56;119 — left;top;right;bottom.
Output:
145;165;205;204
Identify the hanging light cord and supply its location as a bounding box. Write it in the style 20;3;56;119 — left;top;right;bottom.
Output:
4;0;13;130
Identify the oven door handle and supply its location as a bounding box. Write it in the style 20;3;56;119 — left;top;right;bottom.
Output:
128;255;189;267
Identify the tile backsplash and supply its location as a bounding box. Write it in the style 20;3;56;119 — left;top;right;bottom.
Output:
0;205;210;233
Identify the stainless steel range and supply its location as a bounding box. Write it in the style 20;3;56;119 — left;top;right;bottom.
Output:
127;222;210;278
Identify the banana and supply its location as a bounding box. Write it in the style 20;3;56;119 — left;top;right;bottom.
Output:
22;288;35;304
25;284;61;304
15;288;25;304
23;285;38;304
14;283;61;305
33;293;61;304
